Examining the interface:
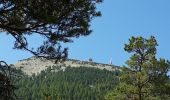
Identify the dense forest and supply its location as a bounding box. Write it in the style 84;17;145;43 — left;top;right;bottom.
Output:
14;66;120;100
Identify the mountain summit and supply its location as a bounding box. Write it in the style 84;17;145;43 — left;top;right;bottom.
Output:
11;57;119;75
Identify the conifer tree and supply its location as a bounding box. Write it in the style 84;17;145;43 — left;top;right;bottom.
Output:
0;0;102;59
105;36;170;100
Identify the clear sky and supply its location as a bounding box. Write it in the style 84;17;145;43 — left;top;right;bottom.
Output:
1;0;170;66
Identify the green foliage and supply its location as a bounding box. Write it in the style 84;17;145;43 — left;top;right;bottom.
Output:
0;64;21;100
105;36;170;100
14;66;119;100
0;0;102;59
0;73;14;100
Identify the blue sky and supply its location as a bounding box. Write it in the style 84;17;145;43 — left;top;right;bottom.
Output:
1;0;170;66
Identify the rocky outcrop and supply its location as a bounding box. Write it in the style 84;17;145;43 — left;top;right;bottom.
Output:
12;57;119;75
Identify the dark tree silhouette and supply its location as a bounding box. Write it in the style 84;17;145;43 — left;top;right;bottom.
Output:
0;0;102;59
0;61;16;100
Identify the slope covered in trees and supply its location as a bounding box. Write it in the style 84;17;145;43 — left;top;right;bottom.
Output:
14;66;120;100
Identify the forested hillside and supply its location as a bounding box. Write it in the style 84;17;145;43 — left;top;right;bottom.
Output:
14;66;120;100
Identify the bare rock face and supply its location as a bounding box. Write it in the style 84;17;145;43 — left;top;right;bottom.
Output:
12;57;119;76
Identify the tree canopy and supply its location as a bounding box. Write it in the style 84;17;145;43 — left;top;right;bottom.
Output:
105;36;170;100
14;66;119;100
0;0;102;59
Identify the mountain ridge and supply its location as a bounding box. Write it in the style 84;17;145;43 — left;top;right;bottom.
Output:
11;56;120;75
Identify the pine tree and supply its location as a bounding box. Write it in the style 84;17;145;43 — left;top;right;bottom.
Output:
105;36;170;100
0;0;102;59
